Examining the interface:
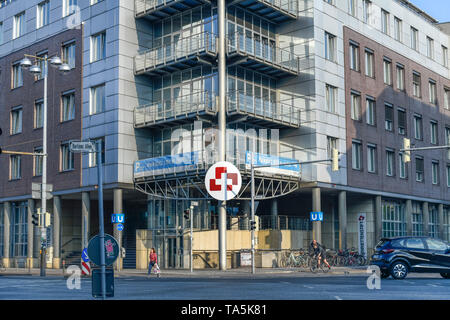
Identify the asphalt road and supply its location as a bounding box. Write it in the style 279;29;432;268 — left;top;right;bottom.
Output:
0;273;449;300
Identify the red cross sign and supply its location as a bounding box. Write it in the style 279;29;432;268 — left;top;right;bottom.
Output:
205;161;242;201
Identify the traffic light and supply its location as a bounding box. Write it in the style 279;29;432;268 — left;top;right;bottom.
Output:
184;209;190;220
331;148;339;171
32;210;40;226
44;212;51;227
250;220;256;231
403;138;411;163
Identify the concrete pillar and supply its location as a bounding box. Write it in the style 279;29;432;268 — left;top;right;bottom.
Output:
81;192;90;250
338;191;347;250
113;188;123;271
271;199;278;229
438;203;444;240
405;200;413;236
27;199;35;269
423;202;429;236
312;188;321;244
52;196;61;269
375;196;382;242
3;202;11;268
240;200;250;230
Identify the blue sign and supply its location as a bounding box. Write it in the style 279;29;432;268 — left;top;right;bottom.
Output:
245;151;300;177
117;223;124;231
134;151;200;178
111;213;125;224
82;248;89;263
310;212;324;222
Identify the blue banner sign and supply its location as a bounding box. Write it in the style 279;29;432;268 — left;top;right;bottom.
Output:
310;212;324;222
134;151;200;178
245;151;300;177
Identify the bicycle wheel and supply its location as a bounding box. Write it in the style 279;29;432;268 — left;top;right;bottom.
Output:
357;256;366;266
321;263;331;273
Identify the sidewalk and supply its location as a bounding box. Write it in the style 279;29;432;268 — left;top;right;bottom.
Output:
0;266;368;278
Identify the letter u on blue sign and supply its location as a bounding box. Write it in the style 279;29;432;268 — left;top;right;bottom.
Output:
310;212;323;222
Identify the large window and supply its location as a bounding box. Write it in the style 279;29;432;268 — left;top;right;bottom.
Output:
12;62;23;89
415;156;424;182
362;0;371;23
11;107;23;135
383;58;392;85
325;84;337;113
325;32;336;62
444;207;450;241
399;153;407;179
365;48;374;77
385;103;393;132
10;155;21;180
386;149;394;177
60;143;74;171
37;1;50;29
367;144;376;173
63;0;77;17
444;87;450;110
11;202;28;257
351;91;361;121
352;140;362;170
327;136;338;159
443;46;449;68
349;41;359;71
61;90;75;122
62;41;76;69
412;202;423;236
90;84;105;114
91;31;106;62
382;199;406;238
428;80;437;105
13;11;25;39
348;0;357;17
366;97;375;126
35;51;48;81
429;205;438;238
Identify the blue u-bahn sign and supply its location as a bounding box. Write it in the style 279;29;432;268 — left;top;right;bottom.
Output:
310;211;324;222
111;213;125;224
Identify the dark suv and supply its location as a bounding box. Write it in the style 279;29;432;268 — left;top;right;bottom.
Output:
370;236;450;279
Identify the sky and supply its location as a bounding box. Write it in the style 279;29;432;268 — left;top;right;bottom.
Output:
409;0;450;23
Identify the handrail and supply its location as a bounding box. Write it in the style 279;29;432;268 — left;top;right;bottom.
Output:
254;0;298;16
227;31;299;73
135;0;212;16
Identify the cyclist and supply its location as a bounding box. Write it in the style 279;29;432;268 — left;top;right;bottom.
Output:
310;240;331;269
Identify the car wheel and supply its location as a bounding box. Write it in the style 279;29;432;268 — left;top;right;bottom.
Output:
440;273;450;279
390;261;408;280
381;271;390;279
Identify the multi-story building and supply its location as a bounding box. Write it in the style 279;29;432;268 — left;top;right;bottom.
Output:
0;0;449;270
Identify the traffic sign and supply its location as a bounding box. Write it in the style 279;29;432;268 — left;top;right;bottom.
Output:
205;161;242;201
69;141;96;153
87;234;119;267
82;248;89;262
81;260;91;275
117;223;124;231
111;213;125;224
310;211;324;222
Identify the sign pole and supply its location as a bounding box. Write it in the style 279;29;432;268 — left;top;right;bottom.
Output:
190;204;193;273
251;162;255;274
96;140;106;300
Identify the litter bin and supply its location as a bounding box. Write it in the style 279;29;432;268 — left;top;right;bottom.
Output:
92;267;114;298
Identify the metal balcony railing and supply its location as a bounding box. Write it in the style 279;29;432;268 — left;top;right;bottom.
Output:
227;32;299;76
135;0;210;19
134;90;216;127
258;215;312;231
134;32;217;75
227;90;300;127
232;0;298;22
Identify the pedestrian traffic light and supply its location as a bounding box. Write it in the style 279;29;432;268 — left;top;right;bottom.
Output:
403;138;411;163
331;148;339;171
184;209;190;220
250;220;256;231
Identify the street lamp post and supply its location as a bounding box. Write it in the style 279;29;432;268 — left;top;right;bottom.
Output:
20;55;70;276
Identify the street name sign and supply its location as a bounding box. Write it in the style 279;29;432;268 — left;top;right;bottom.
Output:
70;141;96;153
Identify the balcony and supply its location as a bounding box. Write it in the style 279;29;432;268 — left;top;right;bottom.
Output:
227;90;300;128
135;0;211;20
134;91;216;128
230;0;298;23
134;32;217;76
227;32;300;78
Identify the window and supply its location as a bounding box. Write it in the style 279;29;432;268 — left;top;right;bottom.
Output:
412;202;423;236
62;41;76;69
396;64;405;91
410;27;418;51
34;99;44;129
10;155;21;180
399;153;407;179
386;149;394;176
365;48;374;77
447;165;450;187
398;108;406;135
90;84;105;114
63;0;77;17
327;136;338;159
352;140;362;170
444;87;450;110
325;32;336;62
446;127;450;160
60;143;74;171
426;37;434;59
443;46;448;67
11;107;23;135
428;80;437;104
381;10;389;35
91;0;104;4
426;238;447;250
385;103;393;131
34;147;43;177
91;31;106;62
349;41;359;71
382;200;406;237
61;90;75;122
444;208;450;242
366;97;375;126
12;62;23;89
11;202;28;257
415;157;424;182
37;1;50;29
367;144;376;173
431;161;439;185
35;51;48;81
362;0;371;23
430;121;438;145
414;115;422;140
383;58;392;85
405;238;424;249
13;12;25;39
89;137;105;167
429;205;438;238
394;17;402;41
351;91;361;120
412;72;421;97
325;84;337;113
349;0;357;17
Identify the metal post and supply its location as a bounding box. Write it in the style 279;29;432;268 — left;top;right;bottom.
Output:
251;163;255;274
190;205;193;273
96;140;106;300
40;73;48;277
218;0;227;271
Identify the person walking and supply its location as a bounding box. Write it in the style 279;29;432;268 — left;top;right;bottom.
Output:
148;248;160;277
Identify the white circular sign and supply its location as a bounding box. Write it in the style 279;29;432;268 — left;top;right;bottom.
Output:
205;161;242;201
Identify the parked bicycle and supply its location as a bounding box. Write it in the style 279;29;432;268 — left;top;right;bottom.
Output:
280;250;310;268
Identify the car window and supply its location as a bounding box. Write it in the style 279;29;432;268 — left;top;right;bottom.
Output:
405;238;425;249
391;239;406;248
425;238;447;251
376;239;390;248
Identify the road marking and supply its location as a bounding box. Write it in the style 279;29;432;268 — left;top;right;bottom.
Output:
280;281;291;285
303;285;314;289
427;284;439;288
404;280;415;284
335;296;343;300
